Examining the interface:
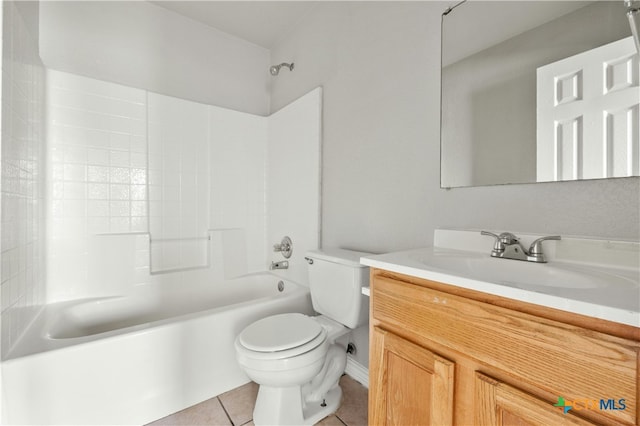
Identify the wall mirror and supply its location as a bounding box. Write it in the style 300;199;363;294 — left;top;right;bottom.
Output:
441;1;639;188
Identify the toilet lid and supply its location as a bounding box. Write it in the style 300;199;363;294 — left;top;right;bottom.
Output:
239;313;323;352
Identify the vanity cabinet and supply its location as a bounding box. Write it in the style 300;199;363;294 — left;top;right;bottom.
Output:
369;269;640;426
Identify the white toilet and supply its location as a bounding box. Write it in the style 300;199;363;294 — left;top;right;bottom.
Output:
235;248;370;426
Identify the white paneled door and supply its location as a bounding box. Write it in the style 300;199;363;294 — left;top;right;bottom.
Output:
537;37;639;181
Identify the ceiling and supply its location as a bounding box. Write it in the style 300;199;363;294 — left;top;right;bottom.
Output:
150;1;320;49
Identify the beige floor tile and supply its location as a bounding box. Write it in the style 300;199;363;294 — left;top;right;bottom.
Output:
218;381;259;426
146;397;231;426
316;414;346;426
146;374;367;426
335;375;368;426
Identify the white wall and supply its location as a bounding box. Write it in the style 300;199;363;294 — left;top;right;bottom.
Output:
270;1;640;255
39;1;271;116
1;1;46;358
269;1;640;369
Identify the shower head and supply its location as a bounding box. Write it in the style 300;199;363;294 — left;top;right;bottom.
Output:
270;62;294;76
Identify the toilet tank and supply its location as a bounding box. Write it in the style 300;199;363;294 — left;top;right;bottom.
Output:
305;248;371;329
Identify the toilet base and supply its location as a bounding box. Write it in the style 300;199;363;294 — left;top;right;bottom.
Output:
303;385;342;425
253;384;342;426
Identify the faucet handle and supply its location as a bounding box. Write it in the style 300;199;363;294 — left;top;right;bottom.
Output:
481;231;505;254
273;236;293;259
529;235;561;256
498;232;519;245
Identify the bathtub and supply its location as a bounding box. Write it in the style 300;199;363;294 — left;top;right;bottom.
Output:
1;272;314;425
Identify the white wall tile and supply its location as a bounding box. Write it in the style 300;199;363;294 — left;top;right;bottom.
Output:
63;182;85;199
46;70;150;301
87;166;109;183
87;183;108;200
131;217;148;233
109;184;130;200
109;218;130;233
87;200;108;217
109;167;130;184
109;133;130;151
1;1;46;358
146;93;211;273
87;148;109;166
130;152;146;168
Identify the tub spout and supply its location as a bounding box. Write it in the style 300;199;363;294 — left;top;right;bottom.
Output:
269;260;289;270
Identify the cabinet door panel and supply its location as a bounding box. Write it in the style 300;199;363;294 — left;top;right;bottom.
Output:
474;372;597;426
370;326;454;426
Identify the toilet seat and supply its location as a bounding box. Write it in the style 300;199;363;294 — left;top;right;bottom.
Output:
239;313;322;352
236;313;328;361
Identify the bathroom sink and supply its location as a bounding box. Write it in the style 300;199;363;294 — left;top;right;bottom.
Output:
360;230;640;326
409;250;638;290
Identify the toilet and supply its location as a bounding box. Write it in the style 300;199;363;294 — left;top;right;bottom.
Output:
234;248;371;426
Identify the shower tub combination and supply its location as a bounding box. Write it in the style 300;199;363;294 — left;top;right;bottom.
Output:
1;272;313;425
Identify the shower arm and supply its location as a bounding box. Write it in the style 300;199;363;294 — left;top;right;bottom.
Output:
627;0;640;53
269;62;295;76
276;62;294;71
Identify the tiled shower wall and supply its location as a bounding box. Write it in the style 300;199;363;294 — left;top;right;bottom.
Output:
46;71;150;300
46;70;269;301
1;1;47;358
147;93;210;273
48;72;148;234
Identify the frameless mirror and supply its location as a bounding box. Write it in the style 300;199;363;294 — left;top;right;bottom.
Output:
441;1;639;188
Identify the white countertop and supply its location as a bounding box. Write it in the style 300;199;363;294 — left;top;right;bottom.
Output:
360;230;640;328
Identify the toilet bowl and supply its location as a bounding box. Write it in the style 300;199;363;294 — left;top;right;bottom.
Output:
234;249;371;426
235;313;349;425
235;313;330;386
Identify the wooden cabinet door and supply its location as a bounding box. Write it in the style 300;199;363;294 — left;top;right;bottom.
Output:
474;372;597;426
369;326;455;426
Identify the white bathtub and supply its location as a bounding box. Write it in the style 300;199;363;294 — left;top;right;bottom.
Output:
1;272;314;425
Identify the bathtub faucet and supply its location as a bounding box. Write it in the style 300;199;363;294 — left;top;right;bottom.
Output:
269;260;289;270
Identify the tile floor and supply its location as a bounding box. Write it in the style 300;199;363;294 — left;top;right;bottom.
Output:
147;375;368;426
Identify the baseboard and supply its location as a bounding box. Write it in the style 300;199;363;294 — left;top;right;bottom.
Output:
345;356;369;388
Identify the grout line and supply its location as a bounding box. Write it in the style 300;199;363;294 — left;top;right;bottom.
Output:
217;396;236;426
334;415;348;426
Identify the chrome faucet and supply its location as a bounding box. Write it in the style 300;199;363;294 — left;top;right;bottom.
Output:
269;260;289;270
481;231;560;263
